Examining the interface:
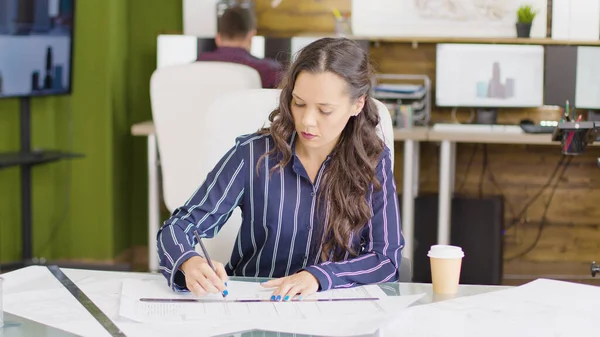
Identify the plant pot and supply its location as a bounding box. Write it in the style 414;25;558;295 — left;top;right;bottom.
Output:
516;22;532;38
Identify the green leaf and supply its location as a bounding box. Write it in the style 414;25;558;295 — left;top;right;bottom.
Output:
517;4;538;24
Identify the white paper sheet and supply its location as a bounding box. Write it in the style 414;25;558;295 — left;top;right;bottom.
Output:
3;288;110;337
119;278;424;336
382;278;600;337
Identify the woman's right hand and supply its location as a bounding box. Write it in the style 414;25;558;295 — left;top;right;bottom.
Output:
180;256;229;297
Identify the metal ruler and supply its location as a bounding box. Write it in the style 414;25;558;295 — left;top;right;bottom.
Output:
47;265;127;337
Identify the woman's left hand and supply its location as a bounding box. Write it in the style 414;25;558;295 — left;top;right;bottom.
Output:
260;271;320;301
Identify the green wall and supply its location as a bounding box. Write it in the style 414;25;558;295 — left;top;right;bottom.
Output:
0;0;182;263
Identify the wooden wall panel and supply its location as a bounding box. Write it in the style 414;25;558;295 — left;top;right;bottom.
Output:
255;0;350;35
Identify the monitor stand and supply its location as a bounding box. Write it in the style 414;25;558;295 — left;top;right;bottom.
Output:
476;108;498;124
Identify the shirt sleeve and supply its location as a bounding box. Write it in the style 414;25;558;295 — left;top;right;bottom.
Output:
260;59;283;89
304;147;404;290
157;139;246;291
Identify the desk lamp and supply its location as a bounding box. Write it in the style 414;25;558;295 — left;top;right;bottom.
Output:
553;121;600;277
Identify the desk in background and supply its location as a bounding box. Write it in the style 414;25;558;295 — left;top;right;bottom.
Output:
427;128;600;247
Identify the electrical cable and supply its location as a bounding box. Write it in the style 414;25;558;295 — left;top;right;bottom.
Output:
451;107;476;124
35;97;74;258
456;144;478;194
504;155;566;230
483;144;517;220
504;156;572;261
478;143;487;198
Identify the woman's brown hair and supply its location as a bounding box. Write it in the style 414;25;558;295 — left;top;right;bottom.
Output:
259;37;384;262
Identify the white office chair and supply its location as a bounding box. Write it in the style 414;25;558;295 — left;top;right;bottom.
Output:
197;89;412;281
150;61;262;215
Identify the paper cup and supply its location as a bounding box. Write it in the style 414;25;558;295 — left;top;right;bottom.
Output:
428;245;464;295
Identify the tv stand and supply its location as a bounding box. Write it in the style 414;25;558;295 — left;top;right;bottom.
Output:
475;108;498;124
0;97;84;271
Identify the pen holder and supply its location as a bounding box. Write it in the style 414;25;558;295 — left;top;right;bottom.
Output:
334;17;352;36
561;129;589;155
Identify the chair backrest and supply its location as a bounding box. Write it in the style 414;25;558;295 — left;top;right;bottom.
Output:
150;62;262;213
371;98;395;166
197;89;396;265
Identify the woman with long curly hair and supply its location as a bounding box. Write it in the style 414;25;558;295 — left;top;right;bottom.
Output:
157;37;404;301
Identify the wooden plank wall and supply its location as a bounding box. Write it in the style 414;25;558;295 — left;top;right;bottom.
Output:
256;0;600;285
255;0;350;35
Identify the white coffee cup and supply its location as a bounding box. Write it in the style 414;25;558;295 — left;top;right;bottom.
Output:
428;245;464;294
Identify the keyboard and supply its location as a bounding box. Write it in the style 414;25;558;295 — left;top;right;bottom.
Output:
432;123;523;134
519;124;556;134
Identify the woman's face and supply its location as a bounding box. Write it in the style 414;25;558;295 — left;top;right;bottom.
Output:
290;71;365;157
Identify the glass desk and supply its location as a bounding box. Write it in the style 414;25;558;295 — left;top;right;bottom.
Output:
0;269;510;337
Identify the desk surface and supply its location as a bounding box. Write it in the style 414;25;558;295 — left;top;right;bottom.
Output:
130;120;431;141
1;266;509;337
132;120;599;147
427;129;560;144
393;126;429;141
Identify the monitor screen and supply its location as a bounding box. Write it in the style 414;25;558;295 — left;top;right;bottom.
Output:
250;35;265;59
156;35;266;69
575;46;600;109
291;37;321;61
0;0;75;98
436;44;545;108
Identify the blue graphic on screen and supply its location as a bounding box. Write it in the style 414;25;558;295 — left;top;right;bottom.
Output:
475;62;515;100
0;0;74;98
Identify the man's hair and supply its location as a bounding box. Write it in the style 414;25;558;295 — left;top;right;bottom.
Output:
218;5;256;40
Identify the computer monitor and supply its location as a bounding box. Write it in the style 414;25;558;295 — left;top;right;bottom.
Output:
436;44;545;112
575;46;600;110
291;37;321;61
544;45;577;107
250;35;265;59
289;36;370;62
156;35;267;69
0;0;75;98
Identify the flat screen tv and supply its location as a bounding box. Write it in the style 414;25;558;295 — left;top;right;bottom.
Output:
0;0;75;98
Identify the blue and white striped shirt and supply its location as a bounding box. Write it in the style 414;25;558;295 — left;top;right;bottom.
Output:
157;132;404;291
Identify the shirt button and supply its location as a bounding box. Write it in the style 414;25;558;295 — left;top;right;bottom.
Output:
310;191;315;197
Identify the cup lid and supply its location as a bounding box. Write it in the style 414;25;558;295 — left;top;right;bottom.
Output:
427;245;464;259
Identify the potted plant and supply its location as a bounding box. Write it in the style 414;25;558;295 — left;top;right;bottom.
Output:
516;4;538;38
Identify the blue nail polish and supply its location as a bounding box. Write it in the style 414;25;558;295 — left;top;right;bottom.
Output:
223;290;229;297
225;282;228;287
270;295;276;301
298;296;303;301
276;295;282;301
284;295;290;301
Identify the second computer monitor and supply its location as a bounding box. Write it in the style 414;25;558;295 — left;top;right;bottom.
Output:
575;46;600;110
436;43;545;108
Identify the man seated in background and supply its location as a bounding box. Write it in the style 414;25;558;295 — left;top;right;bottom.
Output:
197;5;282;88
